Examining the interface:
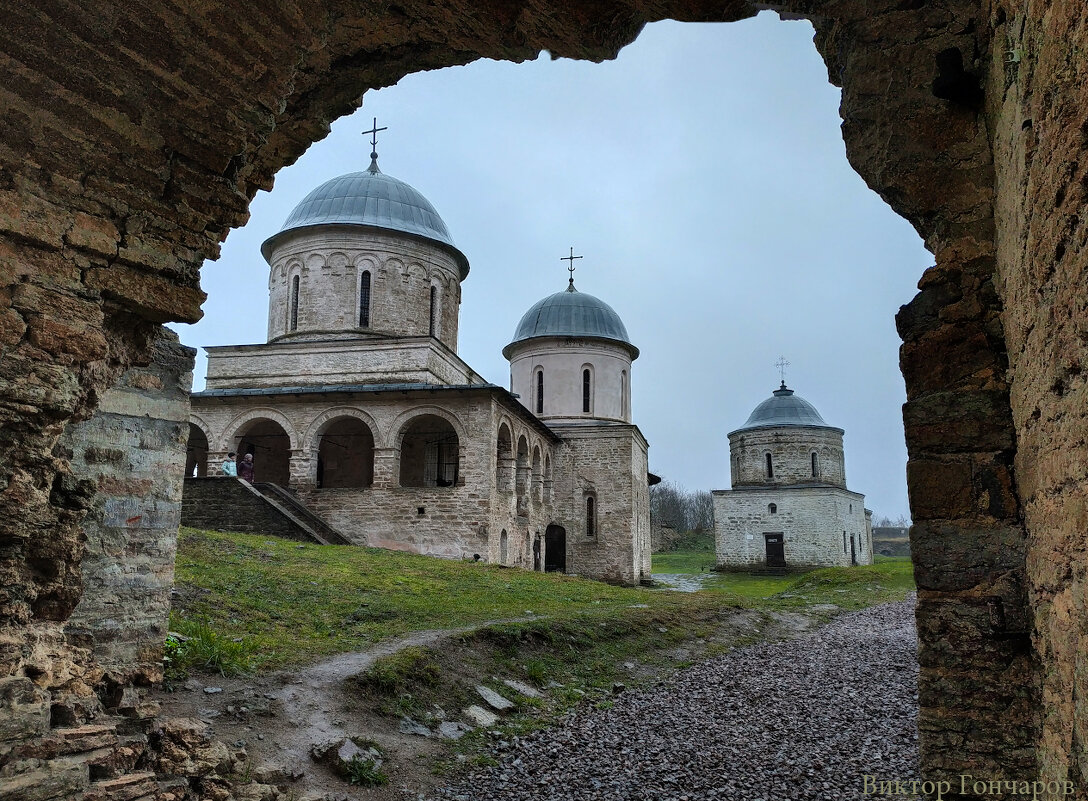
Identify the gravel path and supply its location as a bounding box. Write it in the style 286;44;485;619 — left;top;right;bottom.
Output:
431;598;919;801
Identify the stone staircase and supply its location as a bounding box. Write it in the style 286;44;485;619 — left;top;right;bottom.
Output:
182;476;352;546
252;482;352;545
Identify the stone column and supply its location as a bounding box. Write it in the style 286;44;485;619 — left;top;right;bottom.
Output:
289;450;315;489
372;447;398;489
497;457;515;493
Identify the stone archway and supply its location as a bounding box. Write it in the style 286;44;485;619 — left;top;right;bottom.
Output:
185;422;209;477
1;1;1085;791
234;418;292;487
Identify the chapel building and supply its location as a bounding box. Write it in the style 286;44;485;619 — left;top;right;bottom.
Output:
712;382;873;570
183;149;653;585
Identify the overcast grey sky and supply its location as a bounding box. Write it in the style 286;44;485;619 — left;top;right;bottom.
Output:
171;12;929;520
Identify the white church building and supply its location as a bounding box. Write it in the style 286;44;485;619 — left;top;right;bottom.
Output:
183;140;654;585
712;382;873;570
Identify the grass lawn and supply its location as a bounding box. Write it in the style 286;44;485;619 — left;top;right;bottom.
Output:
171;527;732;670
171;527;916;673
652;534;916;609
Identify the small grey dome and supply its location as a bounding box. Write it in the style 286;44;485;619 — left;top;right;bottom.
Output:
261;164;469;278
503;284;638;358
730;383;840;434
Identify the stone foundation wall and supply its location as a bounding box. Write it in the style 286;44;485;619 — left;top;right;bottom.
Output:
181;477;322;543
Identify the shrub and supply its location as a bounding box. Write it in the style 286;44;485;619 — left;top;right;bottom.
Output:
345;756;388;787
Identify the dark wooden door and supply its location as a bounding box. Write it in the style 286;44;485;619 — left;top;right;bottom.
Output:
764;533;785;567
545;525;566;572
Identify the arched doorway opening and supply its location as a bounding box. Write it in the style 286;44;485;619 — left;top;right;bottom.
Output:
185;423;208;477
545;524;566;573
398;414;459;487
234;419;291;486
317;417;374;488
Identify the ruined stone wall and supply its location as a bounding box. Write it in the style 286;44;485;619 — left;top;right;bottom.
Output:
61;330;193;687
713;486;871;568
984;0;1088;788
550;425;651;585
2;0;1087;793
1;328;192;798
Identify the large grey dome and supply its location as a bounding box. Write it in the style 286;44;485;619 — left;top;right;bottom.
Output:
503;284;638;358
261;164;469;277
730;384;840;434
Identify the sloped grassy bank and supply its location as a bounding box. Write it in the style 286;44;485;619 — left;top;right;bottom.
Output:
169;527;914;678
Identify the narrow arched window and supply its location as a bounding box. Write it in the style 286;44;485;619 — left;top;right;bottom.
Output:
768;503;777;514
586;496;596;538
765;452;773;479
811;452;819;477
359;270;371;327
621;370;628;418
582;369;591;414
290;275;300;332
536;369;544;414
429;285;437;337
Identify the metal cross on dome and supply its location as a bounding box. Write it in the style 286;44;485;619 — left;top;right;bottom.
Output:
363;117;388;168
561;247;583;287
775;356;791;385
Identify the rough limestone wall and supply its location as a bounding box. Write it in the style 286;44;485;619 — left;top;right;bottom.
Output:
0;328;192;798
551;426;647;585
797;0;1042;784
61;330;193;688
986;0;1088;788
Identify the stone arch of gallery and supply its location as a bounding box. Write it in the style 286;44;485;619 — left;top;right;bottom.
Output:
234;418;292;486
497;422;513;491
185;423;209;477
398;414;460;487
317;416;375;488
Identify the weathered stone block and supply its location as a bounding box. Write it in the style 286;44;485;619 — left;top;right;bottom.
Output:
0;677;50;744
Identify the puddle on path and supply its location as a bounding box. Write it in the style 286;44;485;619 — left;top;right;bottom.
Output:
652;573;712;592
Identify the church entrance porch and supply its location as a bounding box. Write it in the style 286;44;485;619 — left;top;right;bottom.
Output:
235;418;291;486
545;524;566;572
